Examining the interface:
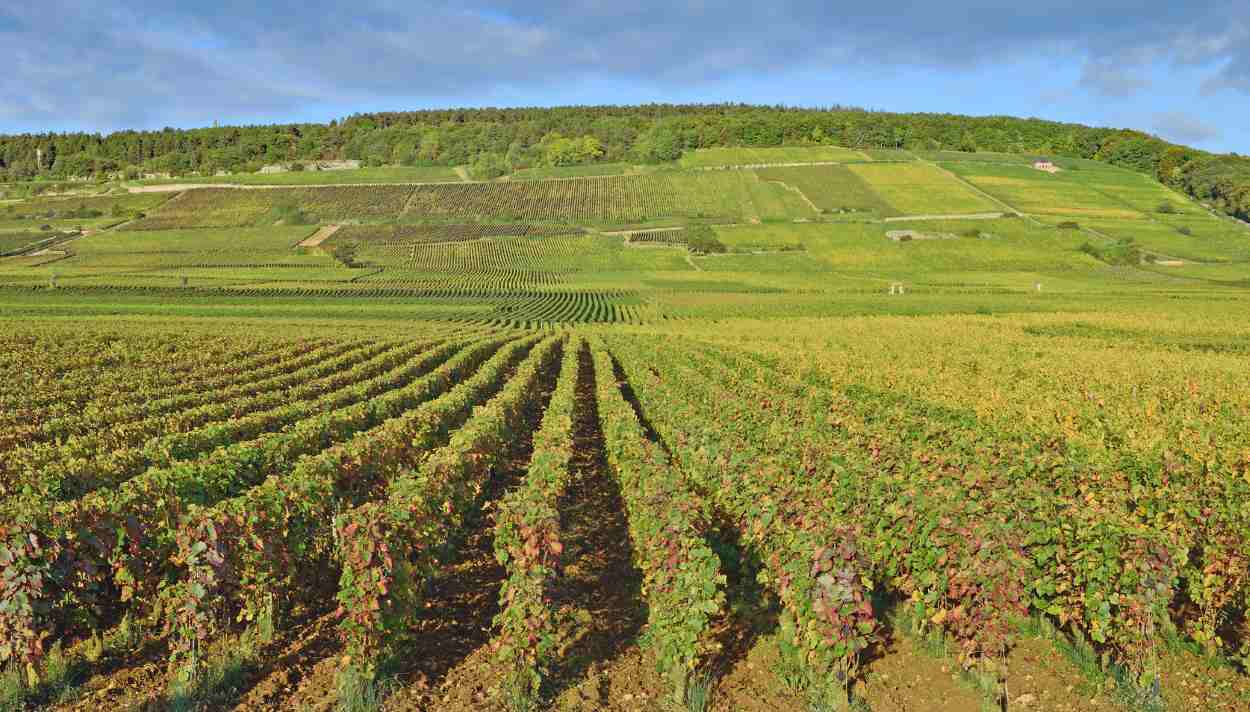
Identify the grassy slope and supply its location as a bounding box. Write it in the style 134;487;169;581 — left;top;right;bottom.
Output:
755;164;895;216
942;162;1145;219
847;162;1000;215
678;145;869;167
508;163;636;180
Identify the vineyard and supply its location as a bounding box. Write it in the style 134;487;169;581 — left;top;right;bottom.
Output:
125;186;418;230
401;175;687;223
756;165;897;216
0;311;1246;712
327;224;584;246
1;147;1250;712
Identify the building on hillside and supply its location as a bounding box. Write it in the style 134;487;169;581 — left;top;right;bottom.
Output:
1033;160;1060;173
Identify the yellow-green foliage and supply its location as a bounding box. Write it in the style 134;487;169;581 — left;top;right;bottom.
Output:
756;164;895;215
1074;217;1250;263
359;234;690;276
678;145;868;167
942;162;1144;219
713;224;805;252
129;186;417;230
136;165;461;187
847;163;999;215
665;170;815;221
5;192;172;219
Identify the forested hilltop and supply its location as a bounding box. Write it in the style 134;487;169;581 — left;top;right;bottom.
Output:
2;104;1247;219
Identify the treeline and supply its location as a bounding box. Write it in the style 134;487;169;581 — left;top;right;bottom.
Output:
1;104;1247;220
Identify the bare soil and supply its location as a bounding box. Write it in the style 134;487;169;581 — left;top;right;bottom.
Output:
298;224;341;248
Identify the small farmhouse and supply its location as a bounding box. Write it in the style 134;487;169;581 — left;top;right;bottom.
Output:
1033;160;1060;173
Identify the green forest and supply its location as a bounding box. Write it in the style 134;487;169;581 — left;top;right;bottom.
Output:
2;104;1249;221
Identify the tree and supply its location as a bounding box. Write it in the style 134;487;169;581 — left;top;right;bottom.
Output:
469;152;508;180
577;136;604;163
417;131;442;162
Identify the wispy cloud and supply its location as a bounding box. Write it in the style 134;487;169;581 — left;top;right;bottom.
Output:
1;1;1249;137
1153;111;1222;144
1079;61;1151;98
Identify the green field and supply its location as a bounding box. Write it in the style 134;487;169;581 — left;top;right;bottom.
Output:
678;145;869;167
508;163;636;180
1;192;172;225
848;162;1000;215
711;220;1101;279
942;161;1145;218
756;164;896;215
0;231;60;255
1070;216;1250;263
712;223;807;251
126;185;417;229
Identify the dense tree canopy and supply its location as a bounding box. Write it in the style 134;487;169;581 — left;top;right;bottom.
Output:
2;104;1248;220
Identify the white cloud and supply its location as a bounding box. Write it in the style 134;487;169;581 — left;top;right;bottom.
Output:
1153;111;1221;144
1;1;1250;132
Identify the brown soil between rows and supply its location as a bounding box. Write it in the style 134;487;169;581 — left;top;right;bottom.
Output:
46;635;169;712
269;349;564;712
379;342;651;711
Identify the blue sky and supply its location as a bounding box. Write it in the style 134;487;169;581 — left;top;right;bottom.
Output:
3;1;1249;153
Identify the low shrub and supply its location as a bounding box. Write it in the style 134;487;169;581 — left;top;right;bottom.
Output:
684;225;727;254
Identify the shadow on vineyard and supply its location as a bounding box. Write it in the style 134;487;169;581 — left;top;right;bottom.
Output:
542;344;647;704
346;341;564;712
606;354;669;453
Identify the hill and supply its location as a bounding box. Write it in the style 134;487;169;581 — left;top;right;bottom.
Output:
2;104;1249;222
2;147;1247;323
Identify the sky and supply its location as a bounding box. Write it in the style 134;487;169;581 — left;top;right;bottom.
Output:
3;1;1249;153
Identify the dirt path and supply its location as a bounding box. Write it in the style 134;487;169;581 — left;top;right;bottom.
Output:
751;167;823;218
297;224;340;248
601;227;685;238
884;212;1005;222
694;160;843;171
127;183;239;193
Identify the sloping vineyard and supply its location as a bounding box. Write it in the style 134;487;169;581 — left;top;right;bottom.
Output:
329;223;584;246
356;233;682;275
402;175;682;223
125;186;417;230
